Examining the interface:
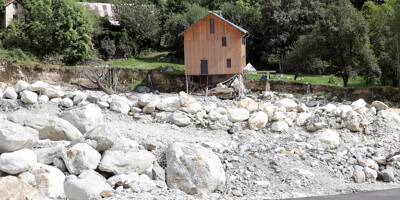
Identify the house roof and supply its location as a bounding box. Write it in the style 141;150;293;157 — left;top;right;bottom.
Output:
182;11;249;36
5;0;20;6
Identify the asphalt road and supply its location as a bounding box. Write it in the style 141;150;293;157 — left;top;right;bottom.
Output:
289;189;400;200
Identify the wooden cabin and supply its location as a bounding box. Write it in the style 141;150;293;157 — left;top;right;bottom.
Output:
183;12;248;77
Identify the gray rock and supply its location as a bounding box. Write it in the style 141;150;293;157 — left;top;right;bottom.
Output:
29;81;50;94
3;87;18;100
157;96;181;112
60;98;74;108
61;104;104;133
85;124;121;152
99;150;156;175
21;90;38;104
0;120;39;153
110;95;131;114
44;87;65;99
271;121;289;132
0;149;37;174
39;118;83;142
228;108;250;122
30;164;66;198
381;168;395;182
64;177;112;200
171;111;191;127
61;143;101;175
15;80;30;93
0;176;42;199
166;143;226;195
275;98;297;111
248;111;268;130
371;101;389;111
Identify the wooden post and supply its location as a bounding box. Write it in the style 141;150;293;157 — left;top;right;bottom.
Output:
185;74;189;94
206;75;209;97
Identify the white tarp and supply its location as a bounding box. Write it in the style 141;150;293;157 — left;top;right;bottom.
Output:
244;63;256;72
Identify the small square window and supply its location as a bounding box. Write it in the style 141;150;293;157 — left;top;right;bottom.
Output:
222;37;227;47
227;58;231;68
210;19;215;34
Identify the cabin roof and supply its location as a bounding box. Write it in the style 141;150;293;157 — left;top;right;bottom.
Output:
182;11;248;36
5;0;20;6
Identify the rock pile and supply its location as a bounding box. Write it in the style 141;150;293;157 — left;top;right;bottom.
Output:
1;80;400;199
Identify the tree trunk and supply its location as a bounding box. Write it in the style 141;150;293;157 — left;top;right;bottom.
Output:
342;71;349;88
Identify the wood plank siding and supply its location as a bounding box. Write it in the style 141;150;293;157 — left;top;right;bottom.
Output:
184;12;247;76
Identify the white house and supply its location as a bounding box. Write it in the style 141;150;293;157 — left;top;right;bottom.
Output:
2;0;23;28
79;2;119;26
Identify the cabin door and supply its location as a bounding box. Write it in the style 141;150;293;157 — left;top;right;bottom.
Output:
201;60;208;75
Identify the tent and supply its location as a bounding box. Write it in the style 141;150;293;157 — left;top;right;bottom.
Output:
244;63;256;72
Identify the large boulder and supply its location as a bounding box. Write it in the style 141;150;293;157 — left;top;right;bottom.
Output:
228;108;250;122
0;149;37;174
99;150;155;174
275;98;297;111
157;96;181;111
15;80;30;93
371;101;389;111
29;81;50;94
61;143;101;175
85;124;121;152
0;176;42;200
30;164;66;198
0;120;39;153
21;90;38;104
166;143;226;195
44;87;65;99
3;87;18;100
110;95;131;114
237;97;258;112
351;99;367;110
39;118;83;142
248;111;268;130
72;90;87;105
171;111;191;127
64;177;112;200
61;104;104;133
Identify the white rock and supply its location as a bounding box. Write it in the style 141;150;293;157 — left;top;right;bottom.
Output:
323;103;337;114
50;97;62;104
371;101;389;111
44;87;64;99
297;103;308;112
15;80;30;93
171;111;191;127
61;104;104;133
130;174;156;193
296;112;312;126
228;108;250;122
351;99;367;110
316;129;340;148
157;96;181;111
38;95;49;102
3;87;17;99
79;170;106;182
359;159;379;171
61;143;101;175
64;177;112;200
21;90;38;104
0;149;37;174
166;143;226;195
110;95;131;114
107;172;139;187
39;118;83;142
97;101;109;108
99;150;156;175
248;111;268;130
60;98;74;108
30;164;65;198
0;176;42;199
271;121;289;132
180;102;203;114
85;124;121;152
143;100;158;114
29;81;50;93
237;97;258;112
275;98;297;111
179;91;197;106
363;167;378;182
258;103;276;120
109;137;140;152
353;165;366;183
72;91;87;105
0;120;39;153
18;171;37;186
138;94;159;107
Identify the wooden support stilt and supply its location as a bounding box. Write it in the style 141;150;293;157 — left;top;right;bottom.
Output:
206;75;209;97
185;74;189;94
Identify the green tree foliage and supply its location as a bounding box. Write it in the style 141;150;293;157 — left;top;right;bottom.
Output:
287;0;380;87
114;0;161;55
163;4;208;58
1;0;93;64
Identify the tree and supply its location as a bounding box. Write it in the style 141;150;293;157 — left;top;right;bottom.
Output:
287;0;380;87
114;0;162;55
163;4;208;58
1;0;94;64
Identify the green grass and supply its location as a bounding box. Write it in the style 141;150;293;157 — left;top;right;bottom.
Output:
109;51;184;75
0;48;40;65
245;73;367;88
